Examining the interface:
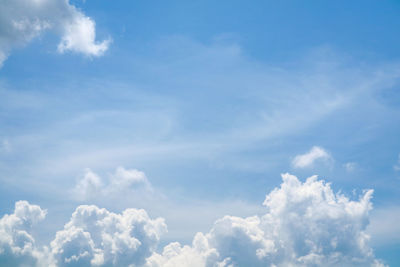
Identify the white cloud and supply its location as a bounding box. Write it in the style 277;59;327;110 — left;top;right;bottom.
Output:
344;162;357;172
108;167;152;193
0;201;50;266
72;167;152;201
72;168;104;201
0;201;167;266
292;146;333;169
0;0;110;67
51;205;167;267
0;175;386;266
147;174;384;267
57;13;111;56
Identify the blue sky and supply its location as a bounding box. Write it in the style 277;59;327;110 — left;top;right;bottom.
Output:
1;0;400;266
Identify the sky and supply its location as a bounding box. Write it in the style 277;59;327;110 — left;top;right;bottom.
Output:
0;0;400;266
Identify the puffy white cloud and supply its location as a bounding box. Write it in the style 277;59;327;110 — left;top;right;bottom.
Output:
0;202;167;267
72;167;152;201
146;233;223;267
0;174;386;266
292;146;333;169
51;205;167;267
57;13;110;56
148;174;385;267
0;201;50;266
0;0;110;67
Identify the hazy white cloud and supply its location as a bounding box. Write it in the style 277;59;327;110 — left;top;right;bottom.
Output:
0;0;110;67
72;168;104;201
108;167;152;193
0;139;11;153
393;154;400;171
0;175;386;266
344;162;357;172
72;167;152;201
368;206;400;247
292;146;333;169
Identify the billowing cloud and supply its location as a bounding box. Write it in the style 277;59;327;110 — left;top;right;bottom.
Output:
0;201;166;267
292;146;333;169
0;174;385;266
51;205;167;267
0;0;110;67
72;167;152;201
147;173;384;267
0;201;49;266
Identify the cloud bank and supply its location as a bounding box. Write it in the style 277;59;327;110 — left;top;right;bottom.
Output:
0;174;385;266
0;0;110;67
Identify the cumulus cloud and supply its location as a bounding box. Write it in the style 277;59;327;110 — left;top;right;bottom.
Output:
147;174;384;267
0;174;385;266
51;205;166;267
0;0;110;67
0;201;49;266
292;146;333;169
0;201;166;267
72;167;152;201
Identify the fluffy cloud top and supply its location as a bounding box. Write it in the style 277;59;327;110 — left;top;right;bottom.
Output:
0;0;110;67
147;173;383;267
0;201;166;267
0;174;385;266
0;201;48;266
292;146;332;169
51;205;166;267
